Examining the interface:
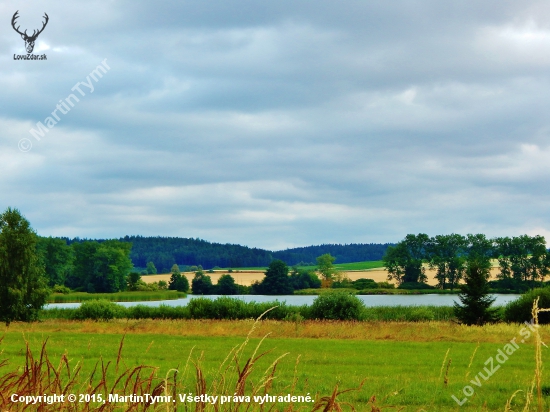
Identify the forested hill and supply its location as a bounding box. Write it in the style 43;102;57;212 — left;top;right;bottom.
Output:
273;243;392;266
64;236;391;273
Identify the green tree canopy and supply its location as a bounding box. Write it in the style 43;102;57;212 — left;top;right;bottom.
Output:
127;272;142;291
316;253;336;281
383;234;429;285
0;208;49;325
191;269;213;295
289;268;321;290
36;236;74;287
427;234;466;290
495;235;549;285
146;261;157;274
169;263;189;292
217;274;239;295
254;259;293;295
69;240;133;293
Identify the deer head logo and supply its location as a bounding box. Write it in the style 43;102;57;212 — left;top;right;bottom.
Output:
11;11;49;54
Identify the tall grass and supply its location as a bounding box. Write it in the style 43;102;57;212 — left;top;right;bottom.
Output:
0;311;366;411
362;305;456;321
47;290;187;303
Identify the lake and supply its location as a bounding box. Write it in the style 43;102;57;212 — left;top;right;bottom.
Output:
45;293;521;309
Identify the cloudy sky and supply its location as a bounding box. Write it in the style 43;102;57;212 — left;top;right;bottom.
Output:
1;1;550;250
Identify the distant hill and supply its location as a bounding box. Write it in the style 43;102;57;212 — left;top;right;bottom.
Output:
272;243;392;266
63;236;392;273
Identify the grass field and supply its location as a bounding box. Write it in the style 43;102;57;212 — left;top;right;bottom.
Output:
1;319;548;411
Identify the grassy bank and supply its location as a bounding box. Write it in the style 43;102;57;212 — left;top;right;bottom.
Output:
41;297;467;322
295;287;461;295
47;290;187;303
296;288;521;295
1;319;547;410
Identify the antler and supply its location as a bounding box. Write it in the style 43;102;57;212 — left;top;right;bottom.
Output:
11;11;26;37
31;13;49;39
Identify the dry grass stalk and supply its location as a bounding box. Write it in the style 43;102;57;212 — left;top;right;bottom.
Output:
443;359;452;388
0;307;368;411
311;379;366;412
465;342;479;379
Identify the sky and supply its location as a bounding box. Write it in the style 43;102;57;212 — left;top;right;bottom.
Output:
1;1;550;250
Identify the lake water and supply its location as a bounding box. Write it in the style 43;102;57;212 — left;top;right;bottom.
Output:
45;293;522;310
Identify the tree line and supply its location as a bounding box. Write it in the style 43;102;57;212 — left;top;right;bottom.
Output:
383;233;550;291
62;236;392;273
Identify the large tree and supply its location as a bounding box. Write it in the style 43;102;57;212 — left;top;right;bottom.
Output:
316;253;336;282
427;234;466;290
69;240;132;292
217;274;239;295
169;264;189;292
37;236;74;287
191;269;213;294
383;233;430;285
495;235;549;286
0;208;49;325
255;259;293;295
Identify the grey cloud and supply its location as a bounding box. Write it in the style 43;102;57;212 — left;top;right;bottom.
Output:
1;0;550;249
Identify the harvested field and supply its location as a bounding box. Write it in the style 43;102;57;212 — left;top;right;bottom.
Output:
142;266;502;287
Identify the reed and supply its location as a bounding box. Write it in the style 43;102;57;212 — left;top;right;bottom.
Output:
47;291;187;303
43;296;463;323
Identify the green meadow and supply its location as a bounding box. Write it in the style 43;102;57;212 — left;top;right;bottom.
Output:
1;320;547;411
218;260;385;272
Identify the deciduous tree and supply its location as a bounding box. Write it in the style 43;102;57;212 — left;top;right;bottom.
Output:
169;263;189;292
254;259;293;295
36;236;74;287
191;269;213;294
217;274;239;295
427;234;466;290
0;208;49;325
383;234;429;285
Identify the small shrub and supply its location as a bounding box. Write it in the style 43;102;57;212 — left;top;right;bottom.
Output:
352;278;378;290
377;281;395;289
398;282;435;290
310;292;365;320
72;299;126;321
407;307;435;322
52;285;71;294
504;288;550;324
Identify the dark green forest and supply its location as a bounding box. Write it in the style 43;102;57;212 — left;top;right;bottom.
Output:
61;236;392;273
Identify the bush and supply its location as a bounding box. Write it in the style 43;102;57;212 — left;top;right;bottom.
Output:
398;282;435;290
504;288;550;324
52;285;71;294
289;269;321;290
310;292;365;320
407;307;435;322
377;281;395;289
72;300;126;321
352;278;378;290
